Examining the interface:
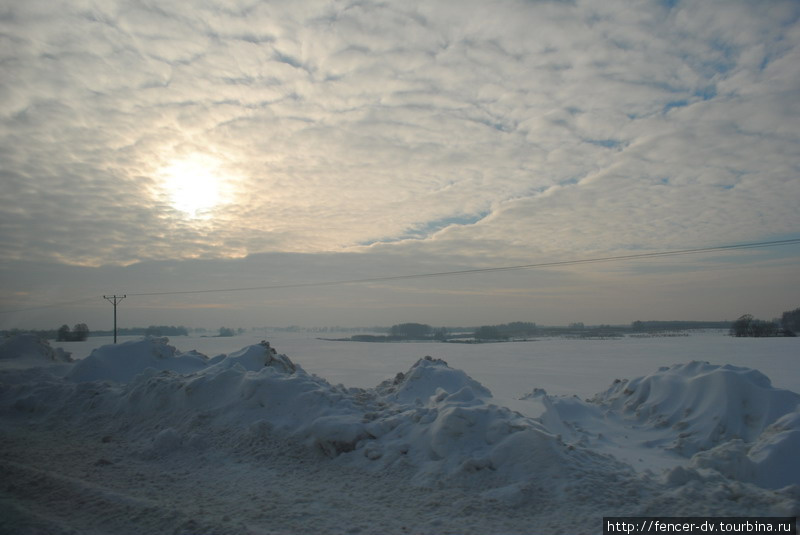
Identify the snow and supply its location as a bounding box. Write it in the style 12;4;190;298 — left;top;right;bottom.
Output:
1;333;799;534
66;337;209;383
589;361;800;456
0;332;73;364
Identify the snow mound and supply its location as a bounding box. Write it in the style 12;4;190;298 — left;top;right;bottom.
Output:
524;361;800;491
688;408;800;489
0;334;73;363
204;340;296;373
66;337;208;383
2;337;798;516
348;357;633;495
13;346;627;497
376;356;492;403
107;343;366;459
591;361;800;456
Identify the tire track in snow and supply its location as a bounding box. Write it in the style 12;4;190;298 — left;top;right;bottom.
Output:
0;457;236;535
0;424;583;534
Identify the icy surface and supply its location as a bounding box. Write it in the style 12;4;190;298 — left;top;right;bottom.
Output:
1;334;798;534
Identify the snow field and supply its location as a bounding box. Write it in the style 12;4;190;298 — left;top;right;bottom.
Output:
1;334;798;534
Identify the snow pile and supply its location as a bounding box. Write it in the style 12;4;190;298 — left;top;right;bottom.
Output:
66;337;209;383
117;343;371;460
1;336;798;533
354;356;633;498
65;349;565;491
182;352;625;496
376;355;492;402
688;408;800;490
203;340;295;373
526;360;800;491
7;342;800;493
0;334;72;363
6;342;631;499
747;410;800;488
591;361;800;456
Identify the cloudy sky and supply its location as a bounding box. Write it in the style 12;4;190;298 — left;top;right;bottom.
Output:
1;0;799;330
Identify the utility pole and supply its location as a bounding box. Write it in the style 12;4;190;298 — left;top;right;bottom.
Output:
103;295;126;344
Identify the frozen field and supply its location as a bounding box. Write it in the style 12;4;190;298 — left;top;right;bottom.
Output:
1;331;798;534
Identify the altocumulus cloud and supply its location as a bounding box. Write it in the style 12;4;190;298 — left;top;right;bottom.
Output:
1;0;799;268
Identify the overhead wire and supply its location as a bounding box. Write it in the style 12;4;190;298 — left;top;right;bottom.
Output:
0;296;100;314
123;237;800;297
2;237;797;314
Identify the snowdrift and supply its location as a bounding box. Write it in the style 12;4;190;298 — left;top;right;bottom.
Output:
591;361;800;456
0;333;72;363
530;361;800;491
1;335;798;524
67;337;209;382
587;361;800;490
60;344;623;493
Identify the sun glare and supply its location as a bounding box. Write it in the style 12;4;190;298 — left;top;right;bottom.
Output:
158;154;230;218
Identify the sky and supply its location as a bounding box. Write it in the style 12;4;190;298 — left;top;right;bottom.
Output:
1;0;799;331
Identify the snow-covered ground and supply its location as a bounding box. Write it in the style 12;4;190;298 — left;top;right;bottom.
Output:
1;332;798;534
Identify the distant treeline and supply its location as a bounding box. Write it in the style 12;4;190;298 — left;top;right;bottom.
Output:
336;321;634;342
57;323;90;342
6;311;798;342
1;325;192;340
4;327;66;340
336;322;542;342
91;325;191;337
631;320;731;331
729;308;799;337
327;317;794;344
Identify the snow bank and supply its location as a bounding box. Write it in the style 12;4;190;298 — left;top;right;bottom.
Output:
375;355;492;403
748;410;800;488
203;340;296;373
66;337;209;383
0;334;72;363
1;338;798;522
81;351;631;505
688;408;800;489
69;341;369;461
541;361;800;490
6;343;628;498
591;361;800;456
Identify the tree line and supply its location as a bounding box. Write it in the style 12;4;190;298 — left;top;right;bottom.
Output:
57;323;90;342
2;324;191;341
383;322;539;341
730;307;799;337
384;312;800;341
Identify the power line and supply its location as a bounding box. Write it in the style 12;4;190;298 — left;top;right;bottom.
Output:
0;296;99;314
125;237;800;297
1;238;798;313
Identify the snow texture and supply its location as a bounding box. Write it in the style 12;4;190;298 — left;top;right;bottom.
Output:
0;333;73;363
67;336;209;382
1;335;798;534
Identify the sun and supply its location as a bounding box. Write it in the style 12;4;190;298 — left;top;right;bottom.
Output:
158;154;230;217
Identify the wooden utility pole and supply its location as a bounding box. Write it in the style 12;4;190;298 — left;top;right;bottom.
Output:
103;295;126;343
